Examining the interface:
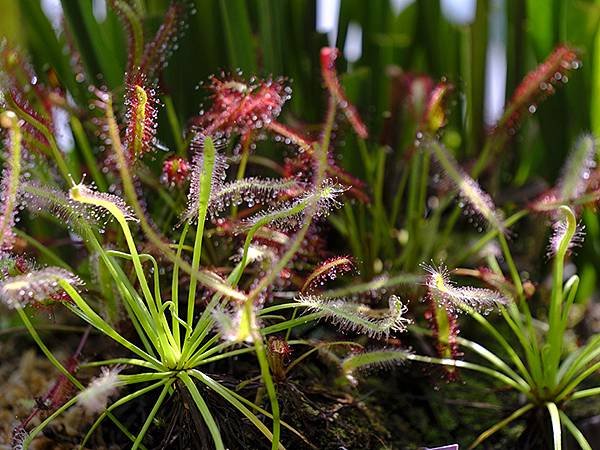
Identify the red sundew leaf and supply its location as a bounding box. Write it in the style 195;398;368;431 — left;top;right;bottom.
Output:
528;188;560;213
496;45;579;134
0;267;84;309
531;134;597;214
381;71;433;147
422;262;508;314
424;298;461;380
5;89;52;149
320;47;368;139
124;80;160;160
424;82;453;133
547;212;585;258
161;156;190;187
475;266;524;299
301;256;355;293
108;0;144;78
283;151;369;203
403;74;437;125
283;151;315;183
21;362;73;423
140;1;188;78
326;162;370;204
0;44;54;117
267;120;316;152
1;45;59;151
193;75;290;137
381;73;452;154
15;333;86;436
557;134;597;200
0;112;21;251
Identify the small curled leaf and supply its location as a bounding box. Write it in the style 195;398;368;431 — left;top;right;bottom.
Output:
548;205;584;258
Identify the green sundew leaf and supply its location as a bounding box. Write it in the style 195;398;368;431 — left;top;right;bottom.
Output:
557;134;597;201
572;386;600;400
208;177;300;218
296;294;410;339
81;380;169;448
186;136;217;333
468;403;535;449
425;138;506;234
219;0;256;73
546;402;561;450
179;372;225;450
341;349;406;379
131;382;172;450
433;304;453;360
559;411;592;450
576;263;596;306
20;181;102;236
191;370;286;449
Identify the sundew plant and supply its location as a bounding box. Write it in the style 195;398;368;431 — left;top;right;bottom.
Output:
0;3;411;449
3;1;600;449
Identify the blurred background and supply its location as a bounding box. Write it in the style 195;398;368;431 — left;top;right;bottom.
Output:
2;0;598;165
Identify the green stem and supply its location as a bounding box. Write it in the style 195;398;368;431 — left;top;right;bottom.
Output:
70;184;178;366
187;137;216;339
82;380;169;448
132;381;174;450
6;94;71;182
172;222;190;348
70;115;107;191
60;282;164;369
179;371;225;450
468;403;534;449
547;206;577;386
104;94;245;301
252;329;280;450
